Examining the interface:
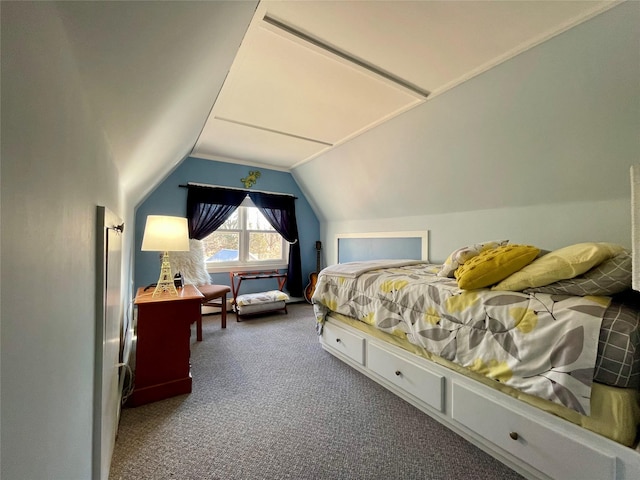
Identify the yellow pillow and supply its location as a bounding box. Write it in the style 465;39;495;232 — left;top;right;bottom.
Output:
492;242;625;292
455;244;540;290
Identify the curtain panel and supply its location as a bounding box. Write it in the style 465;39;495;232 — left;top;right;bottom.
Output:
249;191;302;297
187;186;247;239
186;185;303;297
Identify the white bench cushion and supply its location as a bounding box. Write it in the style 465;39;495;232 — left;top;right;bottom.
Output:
237;300;286;315
235;290;289;307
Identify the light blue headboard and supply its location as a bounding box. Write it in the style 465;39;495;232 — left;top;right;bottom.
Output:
336;231;429;263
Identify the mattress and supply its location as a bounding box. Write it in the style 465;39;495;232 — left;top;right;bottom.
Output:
313;262;640;417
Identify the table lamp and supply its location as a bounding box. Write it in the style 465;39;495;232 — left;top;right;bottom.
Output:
141;215;190;297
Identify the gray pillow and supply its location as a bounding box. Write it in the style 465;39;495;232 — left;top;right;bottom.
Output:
523;250;631;296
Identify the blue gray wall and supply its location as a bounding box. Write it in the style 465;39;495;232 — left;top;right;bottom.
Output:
134;157;320;295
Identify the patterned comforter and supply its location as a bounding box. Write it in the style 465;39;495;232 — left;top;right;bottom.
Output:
312;262;611;415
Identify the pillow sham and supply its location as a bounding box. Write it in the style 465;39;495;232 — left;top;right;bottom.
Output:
523;250;632;296
437;239;509;278
492;242;626;292
455;244;540;290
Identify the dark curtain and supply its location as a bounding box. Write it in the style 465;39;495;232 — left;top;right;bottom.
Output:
249;192;302;297
186;186;247;239
185;185;303;297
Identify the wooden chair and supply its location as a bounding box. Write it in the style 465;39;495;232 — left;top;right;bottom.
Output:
196;284;231;339
169;239;231;340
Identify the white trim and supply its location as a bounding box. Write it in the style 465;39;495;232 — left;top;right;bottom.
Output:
335;230;429;264
207;261;288;275
631;165;640;291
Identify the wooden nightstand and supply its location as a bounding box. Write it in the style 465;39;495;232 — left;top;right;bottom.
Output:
127;284;203;406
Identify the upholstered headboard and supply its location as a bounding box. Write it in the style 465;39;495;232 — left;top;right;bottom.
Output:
336;231;429;263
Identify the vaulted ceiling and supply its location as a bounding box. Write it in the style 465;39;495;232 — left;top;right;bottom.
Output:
192;0;617;169
55;0;618;206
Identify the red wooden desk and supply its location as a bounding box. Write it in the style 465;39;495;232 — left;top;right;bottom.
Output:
128;285;203;406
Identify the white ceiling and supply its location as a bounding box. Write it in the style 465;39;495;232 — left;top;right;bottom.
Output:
191;0;617;170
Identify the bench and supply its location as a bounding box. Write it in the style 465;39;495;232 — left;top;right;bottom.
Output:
234;290;289;320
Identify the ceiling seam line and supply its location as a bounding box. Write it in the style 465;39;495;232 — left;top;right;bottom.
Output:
214;116;334;146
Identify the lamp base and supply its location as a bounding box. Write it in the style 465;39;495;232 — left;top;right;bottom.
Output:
152;251;178;297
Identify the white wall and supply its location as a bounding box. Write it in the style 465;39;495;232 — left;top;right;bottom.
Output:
1;3;124;479
293;2;639;263
55;0;259;207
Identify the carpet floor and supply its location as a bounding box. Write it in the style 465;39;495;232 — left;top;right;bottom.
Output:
109;303;524;480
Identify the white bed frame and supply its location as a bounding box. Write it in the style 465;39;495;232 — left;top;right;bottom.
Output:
320;231;640;480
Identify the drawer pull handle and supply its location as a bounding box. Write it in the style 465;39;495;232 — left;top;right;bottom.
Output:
509;432;519;441
336;338;341;343
395;370;402;376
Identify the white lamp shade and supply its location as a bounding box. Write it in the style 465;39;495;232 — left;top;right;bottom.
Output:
141;215;190;252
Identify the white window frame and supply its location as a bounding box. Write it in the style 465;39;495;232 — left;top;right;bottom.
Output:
205;197;289;274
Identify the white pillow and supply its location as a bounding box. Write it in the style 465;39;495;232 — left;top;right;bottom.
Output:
169;239;211;286
437;240;508;278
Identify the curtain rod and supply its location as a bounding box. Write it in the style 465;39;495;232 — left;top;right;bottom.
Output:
179;182;297;199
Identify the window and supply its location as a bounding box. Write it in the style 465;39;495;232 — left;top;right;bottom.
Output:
201;198;288;272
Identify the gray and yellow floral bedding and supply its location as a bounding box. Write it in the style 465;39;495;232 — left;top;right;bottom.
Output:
313;262;638;415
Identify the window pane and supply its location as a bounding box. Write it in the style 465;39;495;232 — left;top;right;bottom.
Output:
218;210;240;230
203;205;286;266
246;207;274;231
203;232;239;262
249;232;283;260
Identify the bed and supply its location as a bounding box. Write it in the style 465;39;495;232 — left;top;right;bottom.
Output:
312;232;640;480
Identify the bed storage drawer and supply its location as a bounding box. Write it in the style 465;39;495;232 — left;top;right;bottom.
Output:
321;321;365;365
451;382;616;480
367;341;444;412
